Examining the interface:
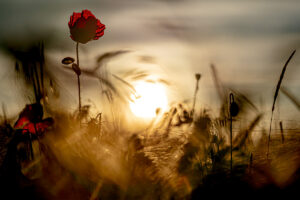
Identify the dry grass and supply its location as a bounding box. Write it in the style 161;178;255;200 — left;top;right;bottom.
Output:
0;44;299;199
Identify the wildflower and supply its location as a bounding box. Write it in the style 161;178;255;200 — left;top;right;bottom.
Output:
14;103;53;135
68;9;106;44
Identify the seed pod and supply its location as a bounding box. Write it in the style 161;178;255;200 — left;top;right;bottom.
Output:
195;73;201;81
62;57;75;65
230;101;239;117
72;63;81;76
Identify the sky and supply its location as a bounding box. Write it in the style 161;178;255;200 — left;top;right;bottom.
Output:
0;0;299;123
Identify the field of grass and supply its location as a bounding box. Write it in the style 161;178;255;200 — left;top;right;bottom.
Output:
0;43;299;199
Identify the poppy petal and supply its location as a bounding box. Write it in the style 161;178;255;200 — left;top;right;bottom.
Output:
22;118;54;135
82;9;95;20
68;9;105;43
14;116;30;129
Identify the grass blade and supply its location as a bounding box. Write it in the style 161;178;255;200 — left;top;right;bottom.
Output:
267;50;296;158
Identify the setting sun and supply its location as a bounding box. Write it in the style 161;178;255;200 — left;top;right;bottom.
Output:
129;81;168;118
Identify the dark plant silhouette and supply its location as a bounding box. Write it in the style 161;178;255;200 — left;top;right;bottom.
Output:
229;93;239;172
64;9;106;119
191;73;201;117
267;50;296;158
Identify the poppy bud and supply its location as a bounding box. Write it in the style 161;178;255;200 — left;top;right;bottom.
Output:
72;63;81;76
62;57;75;65
230;101;239;117
195;73;201;81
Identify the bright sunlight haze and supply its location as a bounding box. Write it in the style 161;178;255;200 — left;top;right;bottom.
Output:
129;81;168;118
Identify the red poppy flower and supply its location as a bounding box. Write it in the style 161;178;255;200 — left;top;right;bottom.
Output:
68;9;106;44
14;103;53;135
22;118;54;135
14;103;43;129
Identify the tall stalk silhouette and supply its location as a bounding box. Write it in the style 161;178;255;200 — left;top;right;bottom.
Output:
229;94;233;173
267;50;296;158
76;42;81;116
192;73;201;117
67;9;106;121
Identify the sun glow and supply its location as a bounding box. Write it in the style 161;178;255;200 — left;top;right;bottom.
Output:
130;81;168;118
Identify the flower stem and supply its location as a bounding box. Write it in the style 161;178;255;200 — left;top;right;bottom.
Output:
76;42;80;67
192;79;199;117
77;75;81;114
76;42;81;119
229;93;234;174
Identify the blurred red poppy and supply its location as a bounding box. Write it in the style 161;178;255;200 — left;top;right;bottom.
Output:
22;118;54;135
68;9;106;44
14;103;54;135
14;103;43;129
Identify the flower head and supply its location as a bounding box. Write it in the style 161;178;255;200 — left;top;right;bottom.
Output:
195;73;201;81
14;103;53;135
68;9;105;44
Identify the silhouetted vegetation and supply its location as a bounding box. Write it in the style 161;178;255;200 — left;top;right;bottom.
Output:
0;42;299;200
